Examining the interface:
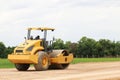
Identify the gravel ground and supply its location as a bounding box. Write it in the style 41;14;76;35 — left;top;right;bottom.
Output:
0;62;120;80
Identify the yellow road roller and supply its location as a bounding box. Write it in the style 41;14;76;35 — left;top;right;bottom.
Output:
8;27;73;71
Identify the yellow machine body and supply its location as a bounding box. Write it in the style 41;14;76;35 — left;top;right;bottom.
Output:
8;45;73;64
8;27;73;71
8;40;42;64
8;55;38;64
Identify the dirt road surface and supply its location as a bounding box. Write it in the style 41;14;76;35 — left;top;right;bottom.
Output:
0;62;120;80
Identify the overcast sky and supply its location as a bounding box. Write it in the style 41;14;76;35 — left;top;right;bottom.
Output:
0;0;120;46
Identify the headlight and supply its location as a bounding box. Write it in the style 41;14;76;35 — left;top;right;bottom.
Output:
16;50;23;53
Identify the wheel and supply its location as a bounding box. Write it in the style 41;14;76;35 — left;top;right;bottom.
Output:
49;64;69;69
34;51;49;71
15;64;30;71
57;64;70;69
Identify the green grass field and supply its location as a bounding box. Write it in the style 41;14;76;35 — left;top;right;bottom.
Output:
0;59;14;68
72;58;120;64
0;58;120;68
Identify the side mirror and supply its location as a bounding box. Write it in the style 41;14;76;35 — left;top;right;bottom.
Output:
53;37;55;41
24;37;26;40
24;37;28;45
52;29;54;31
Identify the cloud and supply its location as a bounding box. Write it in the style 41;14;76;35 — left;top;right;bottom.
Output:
0;0;120;46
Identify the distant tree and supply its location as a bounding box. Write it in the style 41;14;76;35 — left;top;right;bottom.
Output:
114;41;120;57
64;41;71;49
3;46;15;58
98;39;112;57
94;42;103;57
0;42;6;58
77;37;96;58
69;43;78;57
53;38;65;49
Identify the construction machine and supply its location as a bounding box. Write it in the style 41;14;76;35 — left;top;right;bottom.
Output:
8;27;73;71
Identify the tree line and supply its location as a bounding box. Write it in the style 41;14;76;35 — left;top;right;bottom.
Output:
0;42;15;58
1;36;120;58
53;36;120;58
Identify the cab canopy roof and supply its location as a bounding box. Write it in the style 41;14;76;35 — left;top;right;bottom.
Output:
28;27;55;31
